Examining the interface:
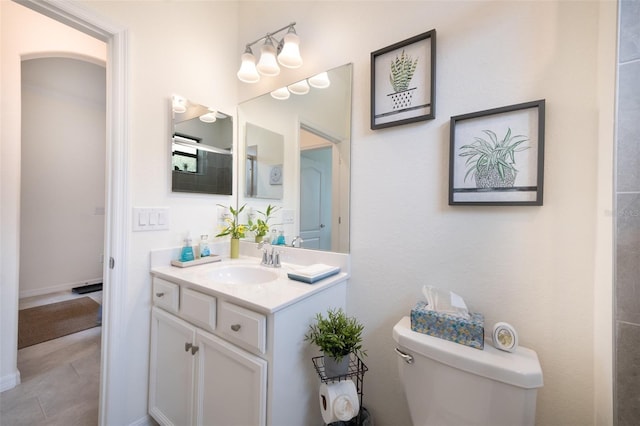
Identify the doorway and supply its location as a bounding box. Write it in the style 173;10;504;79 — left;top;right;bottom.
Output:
299;127;336;251
3;1;129;425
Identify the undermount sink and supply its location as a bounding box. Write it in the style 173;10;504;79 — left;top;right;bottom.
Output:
209;265;278;284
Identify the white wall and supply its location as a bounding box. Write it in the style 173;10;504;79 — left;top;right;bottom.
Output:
0;0;106;392
237;2;615;425
2;1;616;425
20;57;106;297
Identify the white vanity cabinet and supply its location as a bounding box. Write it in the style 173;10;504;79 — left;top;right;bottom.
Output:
148;263;348;426
149;281;267;426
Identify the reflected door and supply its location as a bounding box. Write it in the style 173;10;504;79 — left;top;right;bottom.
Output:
300;148;332;250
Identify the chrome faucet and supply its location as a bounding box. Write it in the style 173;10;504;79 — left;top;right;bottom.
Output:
291;236;304;248
257;240;281;268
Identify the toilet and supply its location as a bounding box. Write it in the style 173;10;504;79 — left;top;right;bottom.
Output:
392;317;543;426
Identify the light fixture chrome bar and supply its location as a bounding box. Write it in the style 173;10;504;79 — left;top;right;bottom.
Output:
243;22;296;50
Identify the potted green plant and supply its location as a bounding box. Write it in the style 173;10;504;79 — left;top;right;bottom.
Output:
215;204;247;258
458;128;529;188
305;308;366;378
248;204;280;243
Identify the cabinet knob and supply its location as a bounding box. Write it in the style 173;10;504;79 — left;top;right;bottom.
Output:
230;324;241;332
185;342;193;352
155;292;165;297
191;345;199;355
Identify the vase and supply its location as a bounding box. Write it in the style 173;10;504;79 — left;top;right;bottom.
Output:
324;354;350;378
255;235;264;244
230;238;240;259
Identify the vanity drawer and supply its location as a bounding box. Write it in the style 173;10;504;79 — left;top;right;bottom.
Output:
152;278;179;313
218;301;266;354
180;288;216;332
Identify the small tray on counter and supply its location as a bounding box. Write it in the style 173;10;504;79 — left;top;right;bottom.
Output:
171;255;222;268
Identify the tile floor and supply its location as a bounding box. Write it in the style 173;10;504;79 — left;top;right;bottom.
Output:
0;290;102;426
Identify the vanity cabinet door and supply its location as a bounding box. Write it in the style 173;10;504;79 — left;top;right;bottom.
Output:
195;329;267;426
149;307;197;426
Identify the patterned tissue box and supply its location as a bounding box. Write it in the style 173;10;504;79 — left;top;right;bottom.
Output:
410;301;485;349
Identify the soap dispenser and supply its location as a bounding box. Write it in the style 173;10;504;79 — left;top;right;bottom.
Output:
199;235;210;257
277;230;285;246
180;234;195;262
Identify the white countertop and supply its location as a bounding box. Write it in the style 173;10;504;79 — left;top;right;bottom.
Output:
150;243;350;314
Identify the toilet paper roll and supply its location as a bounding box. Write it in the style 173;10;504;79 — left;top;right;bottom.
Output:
319;380;360;423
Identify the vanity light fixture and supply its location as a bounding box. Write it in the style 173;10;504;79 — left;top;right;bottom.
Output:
237;47;260;83
237;22;303;83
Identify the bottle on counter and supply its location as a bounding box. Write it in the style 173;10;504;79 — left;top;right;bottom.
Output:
180;234;195;262
199;235;210;257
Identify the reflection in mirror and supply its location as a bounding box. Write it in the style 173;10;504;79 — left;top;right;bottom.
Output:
171;97;233;195
245;123;284;200
237;63;352;253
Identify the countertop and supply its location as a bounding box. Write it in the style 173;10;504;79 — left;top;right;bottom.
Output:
150;255;349;314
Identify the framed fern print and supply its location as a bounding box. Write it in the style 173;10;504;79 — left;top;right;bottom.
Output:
371;29;436;129
449;100;546;206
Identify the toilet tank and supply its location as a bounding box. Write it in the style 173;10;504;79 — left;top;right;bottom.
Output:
393;317;543;426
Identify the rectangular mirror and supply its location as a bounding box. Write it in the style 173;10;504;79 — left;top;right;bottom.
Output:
171;97;233;195
245;123;284;200
237;63;352;253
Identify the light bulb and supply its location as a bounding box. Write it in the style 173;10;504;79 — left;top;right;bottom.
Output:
288;80;310;95
237;51;260;83
278;32;302;69
308;72;330;89
256;38;280;76
270;87;290;100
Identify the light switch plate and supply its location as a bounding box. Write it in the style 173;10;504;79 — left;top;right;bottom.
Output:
133;207;170;231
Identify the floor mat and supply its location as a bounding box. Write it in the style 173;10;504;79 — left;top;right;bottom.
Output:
18;297;101;349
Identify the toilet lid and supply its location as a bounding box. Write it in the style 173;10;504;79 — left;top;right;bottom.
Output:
393;317;543;389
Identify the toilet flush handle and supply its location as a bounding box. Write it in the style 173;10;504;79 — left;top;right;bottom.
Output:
395;347;414;364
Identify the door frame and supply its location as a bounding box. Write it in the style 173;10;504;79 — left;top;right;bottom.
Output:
15;1;129;425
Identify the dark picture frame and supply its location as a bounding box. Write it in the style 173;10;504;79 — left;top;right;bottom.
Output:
449;100;545;206
371;29;436;129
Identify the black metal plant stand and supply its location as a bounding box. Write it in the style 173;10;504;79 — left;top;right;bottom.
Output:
312;354;368;426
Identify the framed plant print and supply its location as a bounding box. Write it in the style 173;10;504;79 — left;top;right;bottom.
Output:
371;29;436;129
449;100;545;206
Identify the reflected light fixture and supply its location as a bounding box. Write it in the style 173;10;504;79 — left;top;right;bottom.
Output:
270;87;290;100
308;72;331;89
237;22;303;83
288;79;310;95
172;95;187;113
199;108;217;123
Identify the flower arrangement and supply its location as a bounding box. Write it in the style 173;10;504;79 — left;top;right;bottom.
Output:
215;204;248;239
248;204;280;241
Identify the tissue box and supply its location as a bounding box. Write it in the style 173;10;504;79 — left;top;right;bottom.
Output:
410;301;484;349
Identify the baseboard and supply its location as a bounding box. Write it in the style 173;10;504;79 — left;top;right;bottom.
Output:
128;414;156;426
0;370;21;392
19;277;102;299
